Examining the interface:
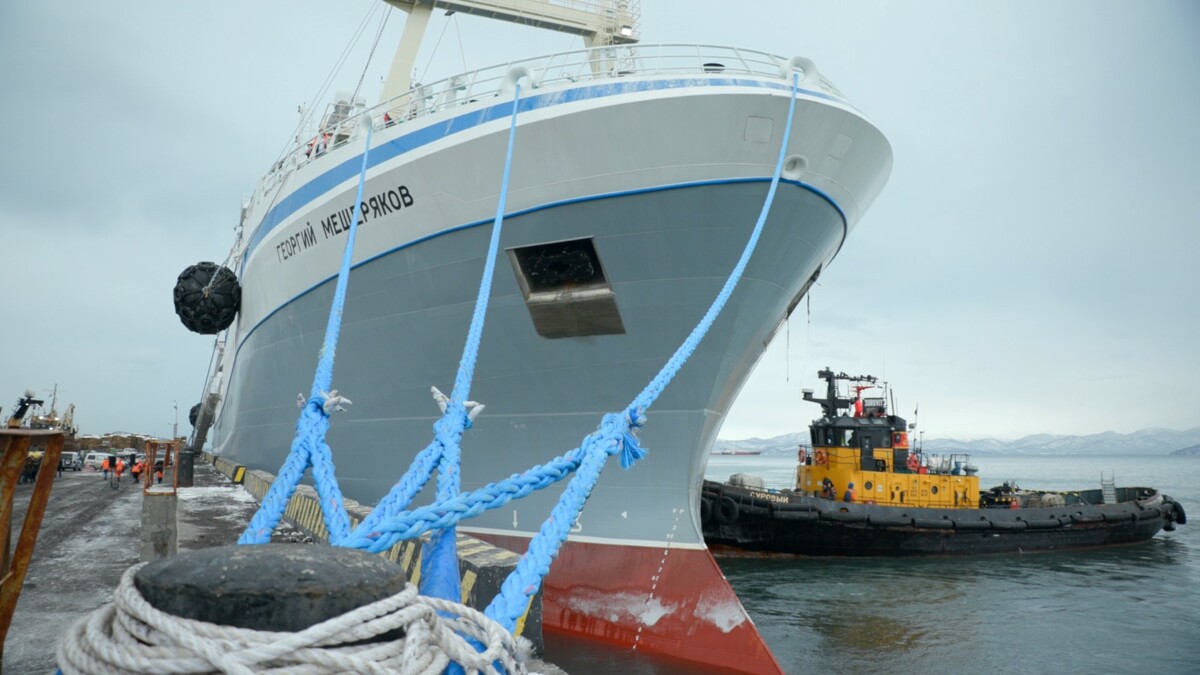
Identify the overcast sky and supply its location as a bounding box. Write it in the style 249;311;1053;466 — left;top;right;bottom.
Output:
1;1;1197;442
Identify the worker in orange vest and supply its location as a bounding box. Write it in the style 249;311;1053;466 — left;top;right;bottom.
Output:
114;458;125;482
155;463;164;485
101;456;110;479
843;482;856;503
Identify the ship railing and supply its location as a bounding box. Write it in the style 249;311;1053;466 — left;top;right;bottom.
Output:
260;43;842;184
923;453;973;476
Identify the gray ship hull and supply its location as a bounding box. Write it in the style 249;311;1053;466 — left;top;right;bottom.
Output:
206;59;893;673
219;180;843;545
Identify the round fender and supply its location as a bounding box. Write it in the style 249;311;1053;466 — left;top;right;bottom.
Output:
1136;506;1161;521
1170;498;1187;525
700;498;713;525
173;262;241;334
716;496;739;524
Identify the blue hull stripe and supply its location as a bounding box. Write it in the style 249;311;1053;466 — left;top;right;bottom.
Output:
233;177;846;369
245;77;845;260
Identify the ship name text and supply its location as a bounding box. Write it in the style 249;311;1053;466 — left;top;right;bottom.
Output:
750;490;789;504
275;184;415;263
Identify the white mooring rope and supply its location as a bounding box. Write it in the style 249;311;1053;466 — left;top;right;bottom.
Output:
56;564;533;675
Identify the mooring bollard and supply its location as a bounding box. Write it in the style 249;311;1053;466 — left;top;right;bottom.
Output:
88;544;542;673
176;447;195;487
135;544;409;634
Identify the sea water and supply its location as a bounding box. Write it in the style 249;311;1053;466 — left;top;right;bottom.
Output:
548;454;1199;673
704;454;1200;673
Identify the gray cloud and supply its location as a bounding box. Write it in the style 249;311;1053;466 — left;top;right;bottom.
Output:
1;0;1197;443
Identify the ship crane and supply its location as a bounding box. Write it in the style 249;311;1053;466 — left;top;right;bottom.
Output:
379;0;641;105
61;403;77;436
5;390;45;428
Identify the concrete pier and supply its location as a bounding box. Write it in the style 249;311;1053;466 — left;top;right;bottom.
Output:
5;457;545;673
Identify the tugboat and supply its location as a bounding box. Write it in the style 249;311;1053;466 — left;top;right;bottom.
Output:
702;368;1187;556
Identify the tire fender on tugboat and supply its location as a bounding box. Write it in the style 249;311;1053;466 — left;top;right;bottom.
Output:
700;497;713;525
1169;497;1187;525
716;496;739;524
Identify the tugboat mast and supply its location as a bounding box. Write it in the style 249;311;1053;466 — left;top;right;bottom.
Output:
803;367;877;418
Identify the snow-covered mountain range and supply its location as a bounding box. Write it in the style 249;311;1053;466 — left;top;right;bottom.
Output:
713;427;1200;456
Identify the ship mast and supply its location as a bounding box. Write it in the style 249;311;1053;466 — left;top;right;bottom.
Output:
378;0;641;104
802;368;877;418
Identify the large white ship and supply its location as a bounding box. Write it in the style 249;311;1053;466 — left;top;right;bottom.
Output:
186;1;891;672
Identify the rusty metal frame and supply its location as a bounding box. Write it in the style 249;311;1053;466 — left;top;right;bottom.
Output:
0;428;64;658
142;439;180;495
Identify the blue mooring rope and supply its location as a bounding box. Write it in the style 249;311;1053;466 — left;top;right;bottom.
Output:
422;80;524;606
341;72;803;634
238;120;375;546
235;69;802;655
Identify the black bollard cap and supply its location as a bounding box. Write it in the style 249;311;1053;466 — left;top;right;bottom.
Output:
135;544;409;633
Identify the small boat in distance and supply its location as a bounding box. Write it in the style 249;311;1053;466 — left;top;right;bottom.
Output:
712;449;764;456
702;368;1187;556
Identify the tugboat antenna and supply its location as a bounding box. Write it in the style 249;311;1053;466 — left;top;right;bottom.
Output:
803;367;877;418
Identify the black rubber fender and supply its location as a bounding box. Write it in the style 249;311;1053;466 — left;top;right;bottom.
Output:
991;520;1028;531
1102;510;1134;522
173;262;241;334
1024;517;1064;529
869;515;913;528
740;504;771;518
1166;497;1187;525
1071;512;1104;524
700;498;713;525
716;496;739;524
824;510;868;523
912;518;954;529
773;502;818;512
1136;506;1161;521
773;509;819;522
953;519;992;531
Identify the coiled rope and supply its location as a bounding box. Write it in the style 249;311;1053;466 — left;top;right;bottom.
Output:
56;564;532;675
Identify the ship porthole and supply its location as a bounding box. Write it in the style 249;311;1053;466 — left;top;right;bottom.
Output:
931;486;939;495
865;481;873;491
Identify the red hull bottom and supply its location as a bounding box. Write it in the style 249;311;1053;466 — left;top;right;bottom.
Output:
472;532;782;674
